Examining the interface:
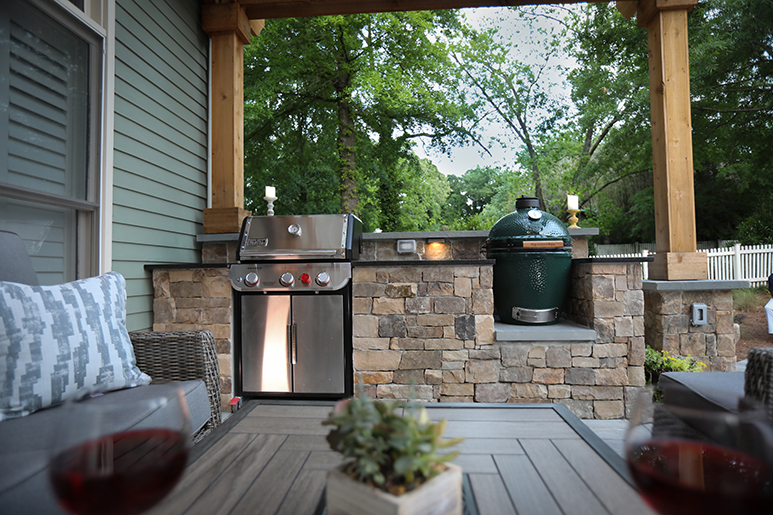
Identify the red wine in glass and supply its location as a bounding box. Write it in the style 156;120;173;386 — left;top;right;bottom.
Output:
50;428;189;515
628;438;773;515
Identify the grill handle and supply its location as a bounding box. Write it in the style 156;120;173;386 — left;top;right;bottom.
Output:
291;324;297;365
287;325;292;364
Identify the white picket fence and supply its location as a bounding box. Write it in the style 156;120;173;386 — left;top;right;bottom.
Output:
594;244;773;287
706;244;773;287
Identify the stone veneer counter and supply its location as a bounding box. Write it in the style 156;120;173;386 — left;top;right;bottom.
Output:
349;233;651;420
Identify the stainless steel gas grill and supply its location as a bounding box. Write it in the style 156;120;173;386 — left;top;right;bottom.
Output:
229;214;362;399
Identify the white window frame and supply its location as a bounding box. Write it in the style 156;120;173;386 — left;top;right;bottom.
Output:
1;0;113;279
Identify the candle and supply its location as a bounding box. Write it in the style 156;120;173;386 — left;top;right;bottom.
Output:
265;186;276;198
567;194;579;211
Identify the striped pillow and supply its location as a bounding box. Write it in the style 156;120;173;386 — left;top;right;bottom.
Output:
0;272;151;419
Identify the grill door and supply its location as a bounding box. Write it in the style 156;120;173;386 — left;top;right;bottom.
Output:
292;295;345;394
241;296;292;392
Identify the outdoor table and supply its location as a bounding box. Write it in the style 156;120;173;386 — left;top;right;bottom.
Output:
149;400;656;515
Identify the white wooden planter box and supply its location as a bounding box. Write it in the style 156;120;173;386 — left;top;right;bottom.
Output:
326;462;463;515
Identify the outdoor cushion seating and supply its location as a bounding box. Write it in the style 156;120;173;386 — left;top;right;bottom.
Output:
656;348;773;462
659;370;745;414
0;230;221;514
660;347;773;417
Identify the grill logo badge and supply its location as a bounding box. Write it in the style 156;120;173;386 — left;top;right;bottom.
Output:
248;238;269;247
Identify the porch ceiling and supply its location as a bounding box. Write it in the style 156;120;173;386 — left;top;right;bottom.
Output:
228;0;607;20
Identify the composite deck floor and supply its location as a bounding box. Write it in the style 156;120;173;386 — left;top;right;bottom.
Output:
149;401;656;515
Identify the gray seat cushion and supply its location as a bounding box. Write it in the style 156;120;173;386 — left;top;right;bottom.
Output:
0;230;39;286
660;371;745;414
0;380;209;515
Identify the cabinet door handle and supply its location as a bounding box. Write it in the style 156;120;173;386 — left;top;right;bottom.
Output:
287;325;292;364
291;324;297;365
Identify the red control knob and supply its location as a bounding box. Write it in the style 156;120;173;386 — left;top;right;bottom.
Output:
300;273;311;285
244;272;259;287
316;272;331;286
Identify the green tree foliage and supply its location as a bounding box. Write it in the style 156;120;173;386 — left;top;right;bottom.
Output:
359;157;451;232
243;11;476;225
441;166;529;230
553;1;772;244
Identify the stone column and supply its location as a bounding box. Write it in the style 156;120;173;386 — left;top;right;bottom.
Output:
643;280;746;372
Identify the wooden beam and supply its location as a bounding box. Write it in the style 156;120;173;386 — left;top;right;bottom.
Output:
235;0;609;20
636;0;696;27
250;19;266;36
203;3;252;44
646;7;707;280
203;6;252;233
616;1;638;19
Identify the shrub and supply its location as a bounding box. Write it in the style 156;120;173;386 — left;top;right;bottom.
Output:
644;347;705;402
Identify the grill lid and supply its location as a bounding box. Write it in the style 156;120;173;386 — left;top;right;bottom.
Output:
238;214;362;261
486;196;572;253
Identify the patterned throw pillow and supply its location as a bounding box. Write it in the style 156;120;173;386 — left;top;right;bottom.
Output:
0;272;151;419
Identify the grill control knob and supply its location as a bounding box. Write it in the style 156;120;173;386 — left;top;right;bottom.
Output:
316;272;331;286
244;272;259;287
279;272;295;287
300;273;311;285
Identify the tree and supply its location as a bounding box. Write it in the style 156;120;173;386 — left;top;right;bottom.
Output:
243;11;477;219
452;8;570;211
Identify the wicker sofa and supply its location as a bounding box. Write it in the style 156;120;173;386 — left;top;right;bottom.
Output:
0;230;221;514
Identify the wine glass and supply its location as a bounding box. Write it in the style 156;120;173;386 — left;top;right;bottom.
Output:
625;388;773;515
49;386;192;515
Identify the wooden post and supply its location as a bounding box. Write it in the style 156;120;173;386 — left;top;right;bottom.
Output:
624;0;707;280
201;3;258;234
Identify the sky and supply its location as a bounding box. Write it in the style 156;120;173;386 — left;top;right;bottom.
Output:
413;6;578;177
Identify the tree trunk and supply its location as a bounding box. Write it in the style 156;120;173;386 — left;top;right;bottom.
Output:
337;96;357;214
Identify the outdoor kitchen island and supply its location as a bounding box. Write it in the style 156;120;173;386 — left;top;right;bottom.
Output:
153;226;735;420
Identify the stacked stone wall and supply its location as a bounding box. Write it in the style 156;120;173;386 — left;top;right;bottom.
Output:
151;268;232;411
351;265;496;402
352;261;647;419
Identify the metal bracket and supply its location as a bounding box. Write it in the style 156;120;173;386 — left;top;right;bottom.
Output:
512;307;559;324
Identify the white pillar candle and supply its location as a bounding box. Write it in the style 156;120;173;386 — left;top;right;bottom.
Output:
265;186;276;198
567;194;579;211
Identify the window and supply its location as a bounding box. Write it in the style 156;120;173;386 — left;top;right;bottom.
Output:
0;0;102;284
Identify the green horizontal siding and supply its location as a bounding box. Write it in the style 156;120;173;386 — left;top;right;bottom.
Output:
114;0;208;332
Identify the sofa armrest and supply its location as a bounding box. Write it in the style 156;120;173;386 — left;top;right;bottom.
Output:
745;347;773;421
130;330;222;441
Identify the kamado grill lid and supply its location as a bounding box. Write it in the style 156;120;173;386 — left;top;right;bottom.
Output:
486;196;572;253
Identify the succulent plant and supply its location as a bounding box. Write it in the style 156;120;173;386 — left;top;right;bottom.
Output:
323;394;463;495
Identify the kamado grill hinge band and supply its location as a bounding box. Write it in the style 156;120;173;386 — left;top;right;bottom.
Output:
512;307;560;324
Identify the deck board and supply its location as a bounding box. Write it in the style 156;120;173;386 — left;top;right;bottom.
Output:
232;450;309;514
520;439;610;515
553;439;656;515
468;473;516;515
495;454;563;515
